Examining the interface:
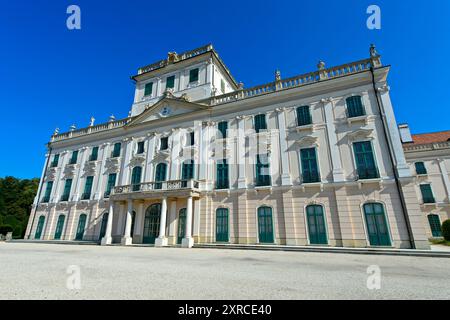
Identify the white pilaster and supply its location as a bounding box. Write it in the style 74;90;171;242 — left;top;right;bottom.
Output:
119;138;133;186
155;197;168;246
276;108;292;185
169;129;182;181
101;201;114;245
182;196;194;248
73;147;88;201
168;200;177;238
121;200;133;245
94;143;110;200
236;116;247;189
438;159;450;200
143;133;156;182
54;151;69;202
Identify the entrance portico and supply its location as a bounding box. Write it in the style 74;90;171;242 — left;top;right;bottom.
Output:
101;179;200;248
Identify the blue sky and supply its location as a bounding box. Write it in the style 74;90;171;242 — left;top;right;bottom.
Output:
1;0;449;178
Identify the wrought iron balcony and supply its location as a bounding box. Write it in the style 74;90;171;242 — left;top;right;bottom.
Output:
112;179;200;196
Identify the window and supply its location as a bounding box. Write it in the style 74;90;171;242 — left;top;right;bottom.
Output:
189;68;199;83
221;79;225;93
51;154;60;168
160;137;168;151
104;173;117;198
144;82;153;96
306;205;327;245
363;203;391;246
89;146;99;161
346;96;365;118
181;160;195;187
42;181;53;203
300;148;320;183
218;121;228;139
82;176;94;200
255;154;271;186
69;150;79;165
254;114;267;133
61;179;73;201
353;141;379;179
216;160;229;189
420;184;435;203
112;142;121;158
188;132;195;146
428;214;442;237
166;75;175;89
154;163;167;189
296;106;312;126
131;167;142;192
415;162;427;175
137;141;145;154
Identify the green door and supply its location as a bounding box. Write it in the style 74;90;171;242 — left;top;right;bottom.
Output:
75;214;87;240
216;208;229;242
54;215;65;240
143;204;161;244
306;205;328;245
177;208;186;244
364;203;391;246
99;212;109;240
154;163;167;189
428;214;442;237
258;207;274;243
34;216;45;240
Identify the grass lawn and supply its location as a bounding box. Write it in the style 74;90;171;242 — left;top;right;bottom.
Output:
429;238;450;246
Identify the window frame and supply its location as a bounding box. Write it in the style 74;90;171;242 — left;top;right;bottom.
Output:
346;95;366;118
352;140;380;180
189;68;199;83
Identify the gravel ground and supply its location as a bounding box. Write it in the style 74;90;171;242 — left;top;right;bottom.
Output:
1;242;449;300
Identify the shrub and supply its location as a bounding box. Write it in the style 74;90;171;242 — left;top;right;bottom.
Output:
442;220;450;241
0;224;13;236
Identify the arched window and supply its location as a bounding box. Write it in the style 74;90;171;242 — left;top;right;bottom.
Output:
363;203;391;246
181;160;195;187
143;204;161;244
257;206;274;243
75;214;87;240
131;166;142;191
54;214;65;240
306;205;327;245
177;208;187;245
154;163;167;189
216;208;229;242
428;214;442;237
34;215;46;240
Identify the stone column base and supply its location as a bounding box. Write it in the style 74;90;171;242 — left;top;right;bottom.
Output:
182;237;194;248
155;237;168;247
121;236;132;246
101;236;112;246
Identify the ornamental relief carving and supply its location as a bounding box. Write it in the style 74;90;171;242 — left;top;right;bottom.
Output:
346;128;374;142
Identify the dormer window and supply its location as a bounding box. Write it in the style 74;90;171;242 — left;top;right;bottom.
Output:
144;82;153;96
189;68;199;83
346;96;365;118
166;76;175;89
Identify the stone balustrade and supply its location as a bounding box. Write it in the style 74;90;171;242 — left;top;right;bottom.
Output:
112;179;200;195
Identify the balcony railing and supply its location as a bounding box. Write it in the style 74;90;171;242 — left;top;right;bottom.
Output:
112;179;200;195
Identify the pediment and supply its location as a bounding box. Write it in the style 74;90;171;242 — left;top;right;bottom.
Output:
126;95;210;127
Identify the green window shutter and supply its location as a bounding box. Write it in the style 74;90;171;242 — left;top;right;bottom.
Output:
160;137;168;150
300;148;320;183
189;132;195;146
43;181;53;202
346;96;365;118
296;106;312;126
189;68;199;83
51;154;60;167
420;184;435;203
112;143;121;157
131;167;142;191
254;114;267;133
154;163;167;189
105;173;117;198
166;76;175;89
62;179;72;201
353;141;379;179
70;150;79;164
82;176;94;200
257;206;274;243
137;141;145;154
218;121;228;138
306;205;328;245
181;160;195;187
216;208;229;242
415;162;427;175
216;160;229;189
144;82;153;96
90;147;99;161
256;154;271;186
428;214;442;237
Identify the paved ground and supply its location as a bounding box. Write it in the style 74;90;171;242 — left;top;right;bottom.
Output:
1;242;449;300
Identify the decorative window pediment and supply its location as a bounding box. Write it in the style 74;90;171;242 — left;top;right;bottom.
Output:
347;128;374;142
294;135;319;148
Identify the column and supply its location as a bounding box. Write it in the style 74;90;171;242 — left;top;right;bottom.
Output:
182;196;194;248
322;98;345;182
236;116;247;189
438;159;450;200
276;108;292;185
155;197;168;246
121;200;133;245
376;85;410;178
101;201;114;245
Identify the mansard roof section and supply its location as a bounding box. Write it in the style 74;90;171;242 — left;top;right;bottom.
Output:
131;44;239;89
125;93;210;128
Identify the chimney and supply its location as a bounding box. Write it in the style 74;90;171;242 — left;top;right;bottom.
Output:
398;123;413;143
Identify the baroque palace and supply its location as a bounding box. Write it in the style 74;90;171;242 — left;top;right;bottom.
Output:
25;44;450;249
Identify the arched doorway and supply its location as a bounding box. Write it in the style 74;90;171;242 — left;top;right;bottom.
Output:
216;208;229;242
130;211;136;237
363;203;391;246
257;206;274;243
99;212;109;241
306;205;327;245
143;203;161;244
35;216;45;240
54;215;65;240
75;214;87;240
177;208;186;244
428;214;442;237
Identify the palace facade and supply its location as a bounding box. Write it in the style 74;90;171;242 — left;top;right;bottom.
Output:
25;44;445;250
